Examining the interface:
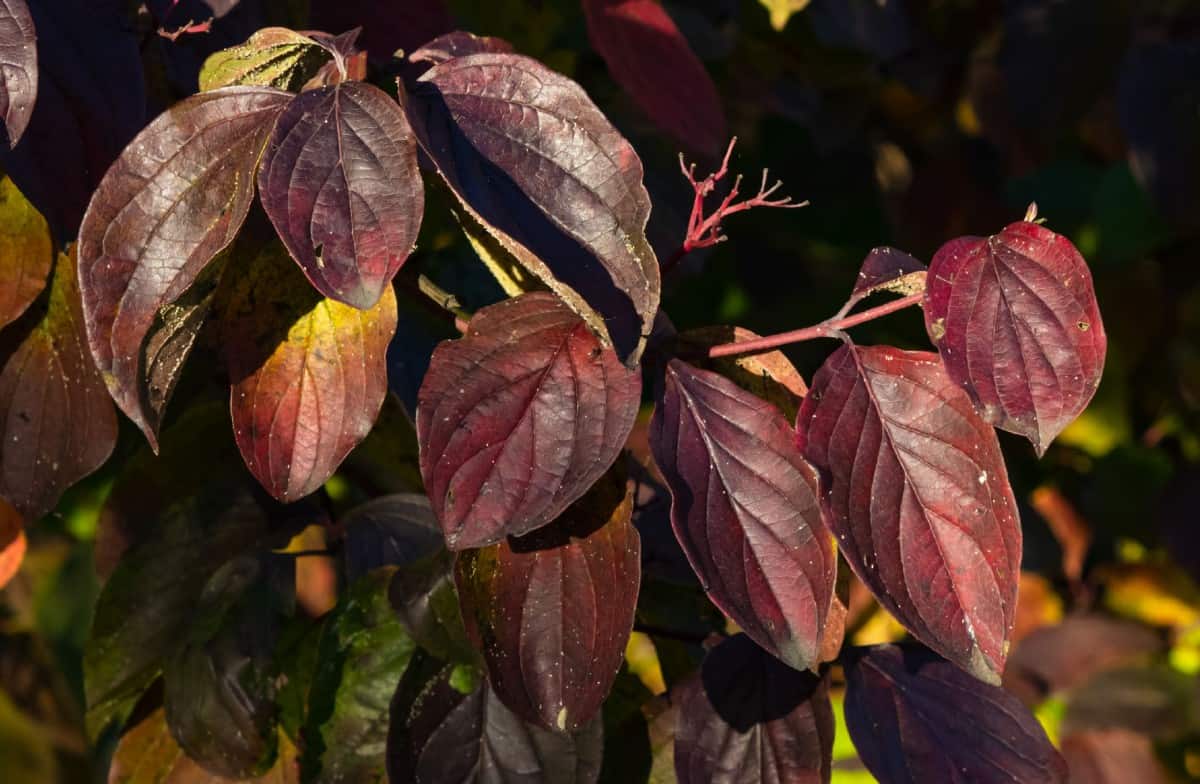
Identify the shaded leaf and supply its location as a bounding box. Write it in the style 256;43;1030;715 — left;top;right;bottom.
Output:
308;0;452;63
220;240;396;502
0;0;35;146
342;493;442;582
390;548;477;665
0;173;51;330
924;220;1106;455
412;53;660;365
200;27;333;91
797;345;1021;683
455;471;639;732
258;80;423;309
409;31;514;65
650;358;835;672
417;292;640;550
597;668;654;783
674;634;834;784
1061;665;1200;741
0;495;23;589
1060;729;1169;784
0;248;117;520
78;86;291;448
843;644;1067;784
674;325;808;420
848;246;926;304
807;0;913;62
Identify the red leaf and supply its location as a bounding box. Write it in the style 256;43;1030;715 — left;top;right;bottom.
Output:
416;292;640;550
674;634;834;784
78;86;291;448
924;220;1106;454
455;471;639;732
848;246;926;304
0;0;36;147
582;0;727;156
221;241;396;502
650;359;835;672
844;644;1067;784
797;345;1020;682
258;81;424;309
408;31;514;65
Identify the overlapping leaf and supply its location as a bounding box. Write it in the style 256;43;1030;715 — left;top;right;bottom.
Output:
409;31;514;65
843;644;1068;783
220;240;396;502
0;249;116;520
848;246;926;305
417;292;641;550
650;359;835;672
78;86;291;448
797;346;1021;683
308;0;453;62
674;634;834;784
199;26;332;91
0;0;35;147
674;326;809;420
582;0;727;156
257;80;424;309
342;493;442;581
412;53;660;365
0;173;51;330
455;471;639;732
924;220;1106;454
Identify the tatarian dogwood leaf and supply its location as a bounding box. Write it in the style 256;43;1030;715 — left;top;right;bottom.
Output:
0;496;24;589
412;53;660;365
675;326;808;420
391;548;478;665
258;80;423;309
308;0;453;62
650;359;835;672
674;634;834;784
0;173;51;330
924;220;1106;454
0;0;35;146
848;246;926;305
797;346;1021;683
199;26;332;91
0;249;116;520
582;0;727;156
78;86;291;449
417;292;641;550
342;493;442;581
455;471;639;732
220;241;396;502
409;31;514;65
843;644;1068;784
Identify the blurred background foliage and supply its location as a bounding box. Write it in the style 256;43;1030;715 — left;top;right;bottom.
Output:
3;0;1200;781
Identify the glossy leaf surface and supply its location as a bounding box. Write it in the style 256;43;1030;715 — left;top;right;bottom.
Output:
220;241;396;502
582;0;727;156
0;174;50;330
674;634;834;784
843;644;1067;784
650;359;834;672
0;0;35;146
924;220;1106;454
413;53;660;365
0;249;116;520
417;292;640;550
797;345;1021;682
78;86;291;448
455;472;639;732
199;26;332;91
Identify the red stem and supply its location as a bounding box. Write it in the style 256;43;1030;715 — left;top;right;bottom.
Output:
706;293;924;358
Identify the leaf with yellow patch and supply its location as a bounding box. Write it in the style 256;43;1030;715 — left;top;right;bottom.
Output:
0;173;51;330
199;27;332;92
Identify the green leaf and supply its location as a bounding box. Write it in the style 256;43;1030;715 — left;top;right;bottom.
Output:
0;173;52;331
200;28;333;92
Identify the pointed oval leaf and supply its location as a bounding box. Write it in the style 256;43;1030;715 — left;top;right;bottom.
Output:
413;52;660;365
417;292;641;550
409;31;514;65
843;644;1068;784
455;471;639;732
342;493;442;581
924;220;1106;454
849;246;926;303
650;359;835;672
674;634;834;784
0;172;52;330
258;80;423;309
199;26;333;92
0;0;34;147
220;241;397;502
796;345;1021;682
0;248;116;520
582;0;727;156
78;86;291;448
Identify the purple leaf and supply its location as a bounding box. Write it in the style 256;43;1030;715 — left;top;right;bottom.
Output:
416;292;641;550
454;471;639;732
411;52;660;366
258;80;423;309
797;346;1021;683
0;0;35;147
848;246;926;304
843;644;1068;784
341;493;442;581
674;634;834;784
924;220;1106;455
78;87;291;449
308;0;452;63
650;359;835;672
408;31;514;65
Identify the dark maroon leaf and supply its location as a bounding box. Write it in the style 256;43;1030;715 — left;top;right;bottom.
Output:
411;53;660;365
582;0;727;156
0;249;117;520
78;86;291;449
849;246;926;303
1061;729;1169;784
408;31;514;65
797;346;1021;682
258;80;423;309
454;471;639;732
309;0;453;63
924;220;1106;455
0;0;35;147
416;292;641;550
843;644;1068;784
650;358;835;672
674;634;833;784
342;493;442;581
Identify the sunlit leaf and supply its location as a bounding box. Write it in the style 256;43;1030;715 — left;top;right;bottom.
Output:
0;174;50;330
674;326;808;420
409;31;514;65
758;0;811;31
847;246;926;306
199;26;332;91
